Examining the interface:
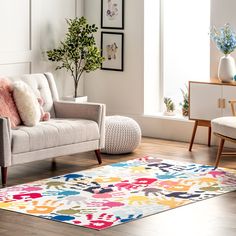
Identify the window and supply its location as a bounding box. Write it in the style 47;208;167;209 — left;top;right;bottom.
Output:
144;0;160;114
144;0;210;115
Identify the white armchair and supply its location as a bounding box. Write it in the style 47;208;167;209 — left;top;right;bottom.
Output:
211;100;236;168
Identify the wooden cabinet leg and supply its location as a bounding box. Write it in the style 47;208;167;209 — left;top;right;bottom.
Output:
208;126;211;147
189;121;198;151
214;138;225;168
1;167;7;187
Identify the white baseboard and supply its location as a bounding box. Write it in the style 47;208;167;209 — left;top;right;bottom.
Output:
107;112;236;149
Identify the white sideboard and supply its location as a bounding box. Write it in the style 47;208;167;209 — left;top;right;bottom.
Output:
189;81;236;120
188;80;236;151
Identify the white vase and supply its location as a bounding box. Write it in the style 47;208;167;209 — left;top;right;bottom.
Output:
218;54;236;82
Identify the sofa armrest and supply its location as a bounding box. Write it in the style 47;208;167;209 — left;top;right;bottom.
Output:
54;101;106;148
0;117;12;167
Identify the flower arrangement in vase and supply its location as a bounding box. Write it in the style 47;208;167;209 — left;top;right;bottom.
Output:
210;23;236;82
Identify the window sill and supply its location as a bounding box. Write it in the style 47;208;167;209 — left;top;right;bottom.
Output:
143;112;192;122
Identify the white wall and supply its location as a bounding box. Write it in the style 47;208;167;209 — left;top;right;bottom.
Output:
83;0;236;146
2;1;235;146
210;0;236;78
0;0;84;98
84;0;144;115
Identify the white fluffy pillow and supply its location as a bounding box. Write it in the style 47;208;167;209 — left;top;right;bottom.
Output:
13;81;41;126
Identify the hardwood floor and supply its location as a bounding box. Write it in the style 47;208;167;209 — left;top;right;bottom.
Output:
0;137;235;236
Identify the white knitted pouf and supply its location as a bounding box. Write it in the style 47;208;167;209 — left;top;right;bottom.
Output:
102;116;141;154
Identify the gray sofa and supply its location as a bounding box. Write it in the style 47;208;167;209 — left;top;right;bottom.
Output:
0;73;106;186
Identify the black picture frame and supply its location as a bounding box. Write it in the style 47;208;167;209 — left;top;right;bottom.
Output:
101;0;124;29
101;32;124;71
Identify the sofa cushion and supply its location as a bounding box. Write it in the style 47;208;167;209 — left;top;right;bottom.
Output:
8;73;58;118
11;118;100;154
0;78;21;128
13;81;41;127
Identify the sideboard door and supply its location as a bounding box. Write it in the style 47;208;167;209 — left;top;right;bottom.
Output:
189;82;222;121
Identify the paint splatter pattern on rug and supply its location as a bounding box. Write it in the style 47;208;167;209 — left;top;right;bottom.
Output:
0;157;236;230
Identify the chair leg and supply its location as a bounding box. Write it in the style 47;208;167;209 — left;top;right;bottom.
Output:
214;138;225;168
208;126;211;147
95;149;102;164
189;120;198;151
1;167;8;187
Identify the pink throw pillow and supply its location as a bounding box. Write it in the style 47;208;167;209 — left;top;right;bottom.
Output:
0;78;21;128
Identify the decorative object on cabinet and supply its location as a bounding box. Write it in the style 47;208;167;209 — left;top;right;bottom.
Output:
47;17;104;98
218;54;236;82
188;80;236;151
101;0;124;29
101;32;124;71
211;100;236;168
179;85;189;117
163;97;175;116
210;24;236;82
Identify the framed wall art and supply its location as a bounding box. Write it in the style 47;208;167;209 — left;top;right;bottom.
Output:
101;0;124;29
101;32;124;71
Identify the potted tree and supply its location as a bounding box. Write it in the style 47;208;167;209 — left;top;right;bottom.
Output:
163;97;175;116
47;16;104;101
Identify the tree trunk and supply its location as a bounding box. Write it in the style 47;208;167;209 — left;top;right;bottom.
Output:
74;80;78;98
74;73;82;98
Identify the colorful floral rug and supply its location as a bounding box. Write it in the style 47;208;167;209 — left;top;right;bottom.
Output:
0;157;236;230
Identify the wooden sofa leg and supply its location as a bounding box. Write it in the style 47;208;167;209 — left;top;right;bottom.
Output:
95;149;102;164
1;167;7;187
51;158;57;170
214;138;225;169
